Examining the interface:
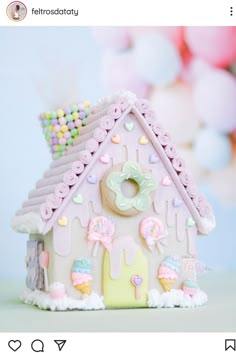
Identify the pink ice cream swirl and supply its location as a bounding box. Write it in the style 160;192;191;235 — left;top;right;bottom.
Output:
158;266;178;280
71;272;93;286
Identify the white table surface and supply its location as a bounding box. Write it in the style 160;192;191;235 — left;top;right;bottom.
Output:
0;272;235;332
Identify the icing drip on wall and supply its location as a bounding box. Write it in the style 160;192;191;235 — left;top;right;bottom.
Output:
53;221;71;257
109;236;138;279
176;214;186;242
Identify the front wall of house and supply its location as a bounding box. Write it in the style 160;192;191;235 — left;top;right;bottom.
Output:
52;113;198;302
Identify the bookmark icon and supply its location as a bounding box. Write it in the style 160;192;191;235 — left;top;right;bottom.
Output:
54;340;66;351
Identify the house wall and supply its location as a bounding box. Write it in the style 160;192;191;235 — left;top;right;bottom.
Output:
51;112;197;298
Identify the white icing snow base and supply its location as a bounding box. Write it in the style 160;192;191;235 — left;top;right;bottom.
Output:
148;289;208;308
20;289;105;311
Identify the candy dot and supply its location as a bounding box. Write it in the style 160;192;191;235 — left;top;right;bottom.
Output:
72;112;79;120
78;104;84;111
59;117;66;126
66;114;73;122
51;119;58;126
57;131;64;139
84;108;90;116
82;119;87;126
59;138;66;145
45;112;51;119
54;124;61;132
60;145;67;152
60;125;68;133
71;104;78;113
64;131;71;139
71;128;79;137
68;122;75;130
67;137;74;145
64;107;71;115
75;119;82;128
51;111;57;119
83;100;90;108
57;109;64;118
79;111;86;120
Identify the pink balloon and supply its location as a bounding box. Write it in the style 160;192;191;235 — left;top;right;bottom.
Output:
129;26;184;49
91;27;131;50
185;27;236;68
193;69;236;133
102;51;151;98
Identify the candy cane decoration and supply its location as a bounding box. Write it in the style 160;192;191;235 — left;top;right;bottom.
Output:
140;217;167;253
88;216;115;256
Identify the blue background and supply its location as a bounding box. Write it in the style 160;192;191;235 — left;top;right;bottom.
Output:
0;27;235;280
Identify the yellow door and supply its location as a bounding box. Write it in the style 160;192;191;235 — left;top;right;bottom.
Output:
103;236;148;308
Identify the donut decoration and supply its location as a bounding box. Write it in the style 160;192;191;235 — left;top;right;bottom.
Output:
105;161;156;216
88;216;115;256
140;217;167;253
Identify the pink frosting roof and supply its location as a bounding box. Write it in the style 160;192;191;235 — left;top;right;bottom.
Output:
13;92;215;235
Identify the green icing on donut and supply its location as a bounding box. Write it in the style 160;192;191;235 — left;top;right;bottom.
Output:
106;162;156;212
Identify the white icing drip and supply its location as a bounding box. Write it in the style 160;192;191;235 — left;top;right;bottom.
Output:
93;90;137;112
11;213;45;234
197;213;216;234
187;226;197;256
20;288;105;311
148;289;208;308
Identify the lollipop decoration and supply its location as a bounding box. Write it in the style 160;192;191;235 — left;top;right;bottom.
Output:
39;251;49;292
131;274;143;300
158;255;181;292
88;216;115;256
140;217;167;253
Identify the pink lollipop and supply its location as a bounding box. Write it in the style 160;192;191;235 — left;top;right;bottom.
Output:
39;251;49;292
131;275;143;300
140;217;167;253
88;216;115;256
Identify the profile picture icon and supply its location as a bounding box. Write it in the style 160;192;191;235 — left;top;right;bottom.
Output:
6;1;27;22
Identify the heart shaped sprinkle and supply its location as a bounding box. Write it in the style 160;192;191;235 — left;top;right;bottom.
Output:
149;153;159;164
131;275;143;286
87;175;97;184
58;216;68;226
187;217;196;227
73;194;83;204
161;175;171;186
111;135;121;144
100;154;110;164
172;197;183;208
125;121;134;132
139;136;149;145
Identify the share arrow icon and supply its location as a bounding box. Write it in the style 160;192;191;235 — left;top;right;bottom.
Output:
54;340;67;351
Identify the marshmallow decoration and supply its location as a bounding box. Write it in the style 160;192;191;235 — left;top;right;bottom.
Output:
102;52;151;98
185;27;236;68
133;33;182;86
194;128;232;171
193;70;236;133
150;83;200;144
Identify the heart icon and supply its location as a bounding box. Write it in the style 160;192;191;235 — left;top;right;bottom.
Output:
58;216;68;226
100;154;110;164
87;175;97;184
131;275;143;287
111;135;121;144
187;217;196;227
149;153;159;164
73;194;83;204
8;340;22;352
139;136;149;145
161;175;171;186
172;197;183;208
125;121;134;132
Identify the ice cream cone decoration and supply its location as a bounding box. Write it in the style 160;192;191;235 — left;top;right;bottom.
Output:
71;257;93;296
158;255;181;292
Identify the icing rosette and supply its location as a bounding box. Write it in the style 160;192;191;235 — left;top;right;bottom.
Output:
198;201;211;217
158;255;181;292
140;217;167;253
158;132;171;146
144;109;157;125
71;257;93;295
179;170;193;187
172;157;185;172
116;97;129;112
54;182;70;198
186;183;198;199
100;115;115;131
164;143;178;159
152;122;164;136
85;138;99;153
192;194;206;209
63;170;79;186
107;104;122;119
40;203;53;220
71;161;85;175
78;150;92;165
93;127;107;142
46;193;62;209
135;99;150;114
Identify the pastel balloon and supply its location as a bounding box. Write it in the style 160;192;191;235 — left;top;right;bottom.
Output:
182;57;213;82
91;27;131;50
129;26;184;49
185;27;236;68
150;82;199;144
133;33;182;86
194;128;232;171
102;51;151;98
193;69;236;133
